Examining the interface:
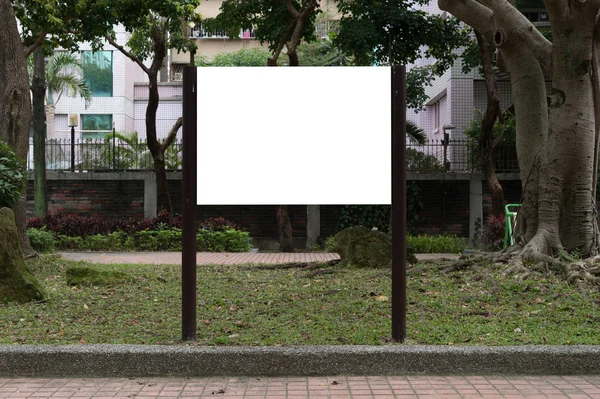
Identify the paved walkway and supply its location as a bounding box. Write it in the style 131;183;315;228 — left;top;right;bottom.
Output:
58;252;460;265
1;375;599;398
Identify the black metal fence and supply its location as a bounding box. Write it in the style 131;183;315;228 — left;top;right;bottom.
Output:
406;139;519;173
27;138;183;171
27;138;518;173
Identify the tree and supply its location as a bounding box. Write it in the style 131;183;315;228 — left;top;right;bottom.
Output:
27;50;92;218
439;0;600;272
14;0;116;252
211;0;321;67
101;0;200;213
0;0;35;257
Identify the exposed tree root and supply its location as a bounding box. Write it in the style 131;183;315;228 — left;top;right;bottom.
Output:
300;269;336;278
443;246;600;301
255;259;340;270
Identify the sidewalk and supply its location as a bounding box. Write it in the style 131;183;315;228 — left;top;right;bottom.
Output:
58;252;460;265
1;375;599;398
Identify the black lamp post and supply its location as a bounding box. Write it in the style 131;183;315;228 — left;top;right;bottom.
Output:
442;123;455;171
68;114;78;172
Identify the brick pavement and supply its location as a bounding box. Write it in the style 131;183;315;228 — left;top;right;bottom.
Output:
58;252;460;265
1;375;599;398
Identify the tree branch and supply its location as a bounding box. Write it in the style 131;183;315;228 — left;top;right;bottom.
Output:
268;19;296;66
438;0;495;42
161;117;182;151
477;0;552;71
24;32;47;58
105;35;151;75
285;0;300;17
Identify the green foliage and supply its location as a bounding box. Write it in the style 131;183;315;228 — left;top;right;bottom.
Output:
207;48;271;66
295;40;352;66
406;234;467;253
339;206;391;233
53;228;251;252
406;182;423;233
406;65;436;111
209;0;319;55
26;228;56;253
0;142;26;209
406;121;427;145
338;183;423;234
406;148;444;171
27;51;92;106
334;0;470;68
464;110;518;172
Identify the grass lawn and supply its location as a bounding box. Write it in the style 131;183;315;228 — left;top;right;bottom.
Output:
1;257;599;345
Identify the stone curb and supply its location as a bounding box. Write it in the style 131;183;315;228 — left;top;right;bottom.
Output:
1;345;599;377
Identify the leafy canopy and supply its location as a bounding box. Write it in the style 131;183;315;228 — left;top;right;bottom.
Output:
333;0;470;68
205;0;320;53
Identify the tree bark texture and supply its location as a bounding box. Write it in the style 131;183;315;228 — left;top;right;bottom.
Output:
0;0;35;256
276;205;294;252
475;30;505;217
440;0;600;257
32;47;48;218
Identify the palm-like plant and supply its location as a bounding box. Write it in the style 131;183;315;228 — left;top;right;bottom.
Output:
407;120;427;145
28;51;92;107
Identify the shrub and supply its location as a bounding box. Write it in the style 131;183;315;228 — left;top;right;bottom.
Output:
42;212;114;237
480;214;506;250
0;141;26;208
199;216;240;232
406;234;467;253
52;228;251;252
27;228;56;253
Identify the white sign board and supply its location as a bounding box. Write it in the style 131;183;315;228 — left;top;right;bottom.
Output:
197;67;391;205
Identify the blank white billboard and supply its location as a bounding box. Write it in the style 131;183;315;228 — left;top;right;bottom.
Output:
197;67;391;205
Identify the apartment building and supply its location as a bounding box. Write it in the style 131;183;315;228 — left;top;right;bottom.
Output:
46;0;340;146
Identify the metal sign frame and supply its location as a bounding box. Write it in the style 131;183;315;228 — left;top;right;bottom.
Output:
181;65;406;342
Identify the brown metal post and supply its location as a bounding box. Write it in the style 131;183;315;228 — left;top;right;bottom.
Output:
391;65;407;342
182;66;197;341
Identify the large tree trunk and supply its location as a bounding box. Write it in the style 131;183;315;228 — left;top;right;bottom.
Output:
276;205;294;252
146;71;172;214
475;30;505;217
32;47;47;218
0;0;35;257
440;0;600;259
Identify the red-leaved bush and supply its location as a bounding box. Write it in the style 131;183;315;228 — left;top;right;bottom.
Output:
28;211;241;237
480;214;506;250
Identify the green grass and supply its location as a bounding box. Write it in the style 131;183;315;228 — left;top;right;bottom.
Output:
0;257;599;345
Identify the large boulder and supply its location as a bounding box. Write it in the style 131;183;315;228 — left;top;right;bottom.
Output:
0;208;46;302
331;226;392;268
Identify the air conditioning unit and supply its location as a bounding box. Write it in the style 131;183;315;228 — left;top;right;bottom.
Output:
173;72;183;81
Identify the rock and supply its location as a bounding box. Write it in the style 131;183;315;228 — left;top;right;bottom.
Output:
0;208;46;303
331;226;392;268
66;266;134;286
331;226;418;267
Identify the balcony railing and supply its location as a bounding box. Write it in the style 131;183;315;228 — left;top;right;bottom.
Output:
190;24;255;39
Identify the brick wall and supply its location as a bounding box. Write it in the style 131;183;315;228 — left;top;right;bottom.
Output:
28;174;523;240
26;179;144;219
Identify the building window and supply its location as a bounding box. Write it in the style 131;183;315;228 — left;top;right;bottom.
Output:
82;51;113;97
81;114;112;140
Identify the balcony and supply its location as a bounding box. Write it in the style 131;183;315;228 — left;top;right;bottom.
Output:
190;24;256;39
